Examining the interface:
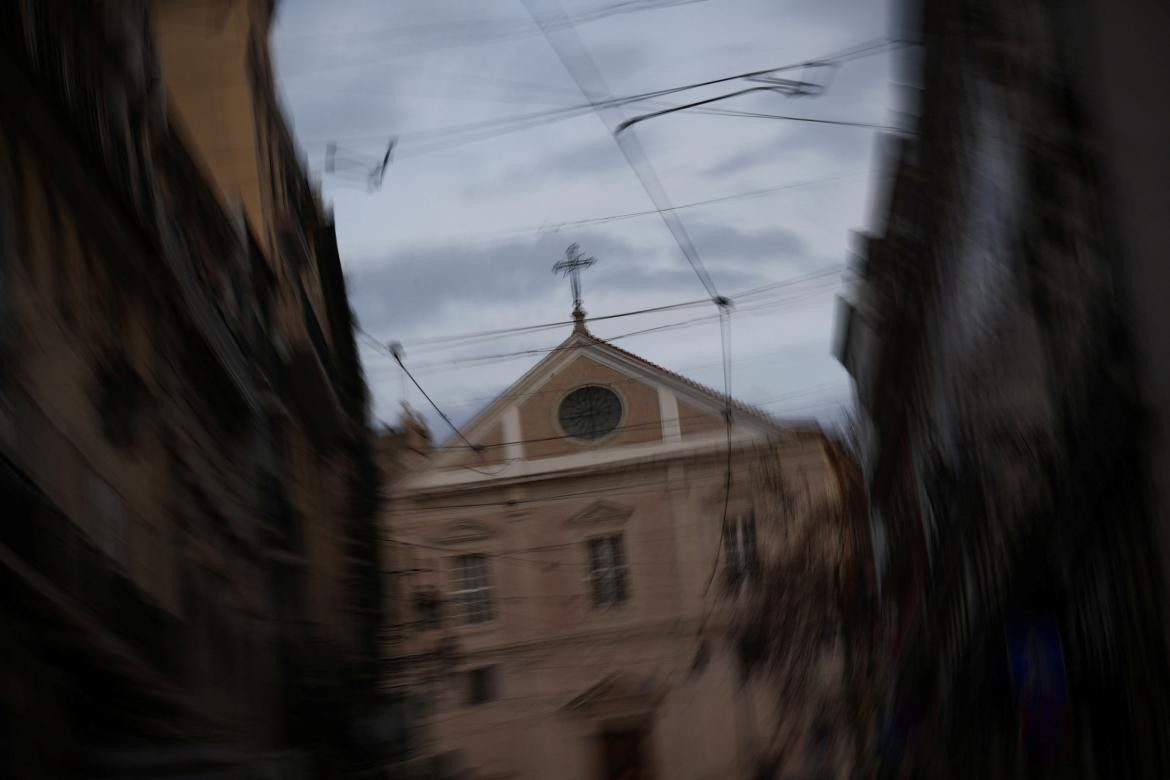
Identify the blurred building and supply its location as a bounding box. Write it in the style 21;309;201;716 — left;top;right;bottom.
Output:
835;0;1170;776
0;0;387;776
728;431;878;780
379;310;849;779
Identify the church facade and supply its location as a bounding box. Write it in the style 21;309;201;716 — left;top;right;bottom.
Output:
379;313;844;779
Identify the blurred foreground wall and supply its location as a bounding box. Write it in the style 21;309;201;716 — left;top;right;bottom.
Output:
0;1;393;776
836;0;1170;776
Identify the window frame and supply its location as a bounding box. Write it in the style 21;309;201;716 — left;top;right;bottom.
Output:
586;533;630;608
451;553;494;625
723;511;759;589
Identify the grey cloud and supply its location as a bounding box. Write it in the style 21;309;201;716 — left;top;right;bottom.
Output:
345;220;796;337
591;39;655;82
276;0;881;428
687;221;806;262
701;120;875;179
345;230;639;337
700;73;892;179
475;137;629;194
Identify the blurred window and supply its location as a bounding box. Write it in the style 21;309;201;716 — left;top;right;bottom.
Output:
587;534;629;607
451;554;493;624
724;512;759;587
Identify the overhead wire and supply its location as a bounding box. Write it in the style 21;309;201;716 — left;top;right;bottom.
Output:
373;359;838;414
518;6;826;624
530;170;872;234
359;262;844;361
407;5;862;616
276;0;711;66
307;101;898;168
683;107;906;132
390;345;484;454
294;37;904;162
363;278;840;375
523;0;722;299
620;97;907;133
707;306;734;598
363;287;837;374
354;22;863;595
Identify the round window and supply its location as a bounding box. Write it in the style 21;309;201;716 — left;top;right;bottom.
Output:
558;385;622;441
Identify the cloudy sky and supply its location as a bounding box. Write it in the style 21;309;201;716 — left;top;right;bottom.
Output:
271;0;898;436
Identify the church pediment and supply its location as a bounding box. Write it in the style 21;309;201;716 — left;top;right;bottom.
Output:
564;500;633;528
422;316;783;471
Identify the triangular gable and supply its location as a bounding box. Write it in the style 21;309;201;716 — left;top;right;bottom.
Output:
430;327;780;468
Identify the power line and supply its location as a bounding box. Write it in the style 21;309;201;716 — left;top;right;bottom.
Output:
525;0;722;300
276;1;709;50
531;170;871;234
398;296;712;350
618;92;906;134
309;100;895;168
298;37;896;146
366;279;839;374
683;108;907;132
353;165;866;247
295;37;903;166
374;354;838;413
364;292;828;377
707;308;734;598
363;287;836;382
363;265;844;357
389;343;483;453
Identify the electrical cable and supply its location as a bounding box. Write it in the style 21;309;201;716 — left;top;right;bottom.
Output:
374;361;838;414
706;307;734;598
391;346;484;454
680;107;906;132
398;295;715;350
620;93;907;133
362;265;843;359
295;37;904;164
538;12;724;299
530;170;870;234
366;279;839;374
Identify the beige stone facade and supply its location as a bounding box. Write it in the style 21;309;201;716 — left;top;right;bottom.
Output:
381;324;839;779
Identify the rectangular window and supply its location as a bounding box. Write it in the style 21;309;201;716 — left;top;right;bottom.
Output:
587;534;629;608
452;554;493;624
724;513;759;587
467;665;497;705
